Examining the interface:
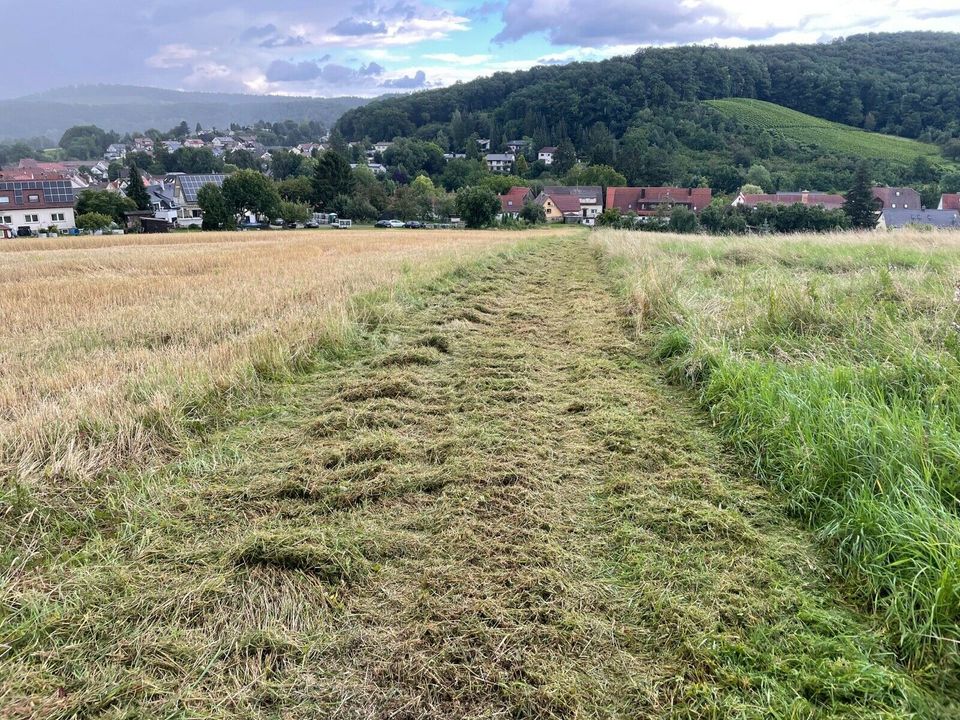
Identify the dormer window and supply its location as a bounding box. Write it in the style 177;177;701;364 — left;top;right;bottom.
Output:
27;194;39;202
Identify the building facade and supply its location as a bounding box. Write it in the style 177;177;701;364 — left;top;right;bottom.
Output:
0;178;76;234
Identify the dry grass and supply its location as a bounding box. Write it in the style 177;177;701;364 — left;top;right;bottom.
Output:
0;227;568;485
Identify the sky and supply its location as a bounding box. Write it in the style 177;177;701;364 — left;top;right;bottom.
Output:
5;0;960;99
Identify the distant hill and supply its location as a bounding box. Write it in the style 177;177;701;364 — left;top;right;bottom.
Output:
0;85;371;141
707;99;945;165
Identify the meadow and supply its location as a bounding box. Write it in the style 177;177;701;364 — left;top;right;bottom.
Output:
598;228;960;673
707;98;946;166
0;228;547;489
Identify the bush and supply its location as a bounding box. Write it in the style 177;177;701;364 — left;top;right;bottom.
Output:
76;212;113;232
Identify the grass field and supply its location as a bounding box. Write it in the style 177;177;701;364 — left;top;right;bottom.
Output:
2;229;959;718
707;98;946;166
0;228;552;489
599;229;960;676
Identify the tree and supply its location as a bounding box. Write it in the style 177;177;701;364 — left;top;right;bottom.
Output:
313;151;355;209
563;164;626;189
197;184;233;230
552;139;576;175
270;150;303;180
746;164;773;192
456;186;500;228
669;206;698;233
222;170;281;224
107;161;125;181
277;176;315;204
126;166;151;211
279;201;312;225
75;189;136;224
76;212;113;232
515;154;529;176
519;201;546;224
843;163;879;229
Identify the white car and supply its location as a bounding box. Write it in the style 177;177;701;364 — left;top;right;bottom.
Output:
387;219;405;228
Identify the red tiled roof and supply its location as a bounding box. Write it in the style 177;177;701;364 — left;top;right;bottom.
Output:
553;194;582;214
605;187;713;215
500;186;532;213
738;192;844;210
940;194;960;211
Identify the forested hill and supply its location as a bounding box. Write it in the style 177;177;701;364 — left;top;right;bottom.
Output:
0;85;369;141
337;33;960;144
334;32;960;195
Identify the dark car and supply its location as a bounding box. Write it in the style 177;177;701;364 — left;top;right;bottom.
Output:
375;220;392;228
404;220;423;229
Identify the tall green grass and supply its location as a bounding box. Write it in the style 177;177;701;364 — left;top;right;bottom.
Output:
600;230;960;673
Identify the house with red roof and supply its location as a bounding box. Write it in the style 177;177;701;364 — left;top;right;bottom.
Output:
499;186;533;219
732;191;844;211
537;191;584;223
939;194;960;211
605;187;712;217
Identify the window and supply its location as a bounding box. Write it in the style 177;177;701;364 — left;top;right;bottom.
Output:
51;213;65;222
892;203;897;208
27;194;39;203
0;196;9;204
25;214;39;223
0;215;10;224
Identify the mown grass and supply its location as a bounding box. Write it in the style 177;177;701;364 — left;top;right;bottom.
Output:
707;98;946;166
3;234;957;718
598;229;960;678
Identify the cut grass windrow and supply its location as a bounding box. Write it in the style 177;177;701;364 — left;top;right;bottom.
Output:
1;235;956;718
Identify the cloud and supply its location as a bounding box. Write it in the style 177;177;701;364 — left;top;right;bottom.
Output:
362;62;386;76
241;24;277;40
330;17;388;35
382;70;427;88
265;59;323;82
493;0;783;45
146;44;207;69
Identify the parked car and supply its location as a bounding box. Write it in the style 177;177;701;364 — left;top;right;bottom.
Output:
375;220;392;228
404;220;424;229
387;219;405;228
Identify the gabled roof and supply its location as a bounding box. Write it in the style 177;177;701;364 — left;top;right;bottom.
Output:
0;177;75;210
500;186;532;213
542;186;603;203
539;147;558;154
736;191;844;210
940;194;960;211
872;187;921;208
538;192;582;214
174;174;225;204
605;187;713;213
881;209;960;229
485;153;515;162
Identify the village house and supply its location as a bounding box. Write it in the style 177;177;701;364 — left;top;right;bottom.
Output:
506;140;527;154
732;191;844;211
0;176;76;234
542;186;603;224
162;140;182;153
294;142;326;156
939;194;960;211
476;138;491;152
498;186;533;220
872;186;921;210
132;137;155;154
485;153;515;174
538;147;557;165
172;174;225;227
878;209;960;230
182;138;206;149
104;143;127;161
606;187;713;216
536;191;583;223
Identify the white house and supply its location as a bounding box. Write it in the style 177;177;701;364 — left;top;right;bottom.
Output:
485;153;515;174
104;143;127;161
538;147;557;165
373;141;393;154
0;178;76;233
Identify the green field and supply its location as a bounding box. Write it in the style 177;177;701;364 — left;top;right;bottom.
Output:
707;98;945;165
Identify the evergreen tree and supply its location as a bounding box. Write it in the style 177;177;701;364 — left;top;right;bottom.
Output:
126;165;151;211
552;139;577;175
313;151;355;209
843;163;879;229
